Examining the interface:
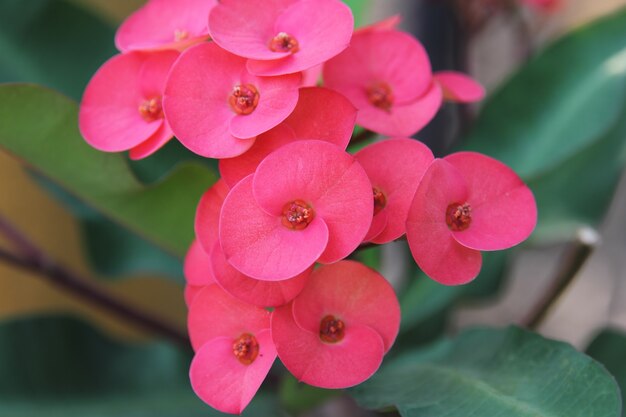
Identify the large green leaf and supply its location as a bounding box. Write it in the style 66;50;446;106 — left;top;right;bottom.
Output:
0;84;215;257
587;328;626;417
352;326;622;417
0;315;278;416
462;8;626;242
0;0;115;100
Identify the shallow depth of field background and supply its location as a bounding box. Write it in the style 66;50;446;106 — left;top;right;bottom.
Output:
1;0;626;416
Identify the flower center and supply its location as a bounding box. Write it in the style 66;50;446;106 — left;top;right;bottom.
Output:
319;315;345;343
446;202;472;231
373;187;387;215
281;200;314;230
269;32;300;53
366;81;394;112
232;333;259;365
138;96;163;122
229;84;260;115
174;29;189;42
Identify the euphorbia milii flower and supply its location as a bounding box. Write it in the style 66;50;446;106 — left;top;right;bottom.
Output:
523;0;562;12
164;43;301;158
323;29;442;137
355;139;434;243
219;140;372;280
115;0;216;52
183;239;216;306
209;0;353;76
406;152;537;285
433;71;485;103
79;50;178;160
219;87;357;187
188;285;275;414
209;242;311;307
195;179;230;254
271;261;400;388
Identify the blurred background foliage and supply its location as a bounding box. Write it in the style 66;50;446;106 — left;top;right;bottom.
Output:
1;0;626;416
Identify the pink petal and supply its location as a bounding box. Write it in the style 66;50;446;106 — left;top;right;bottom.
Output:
184;239;216;286
163;43;256;158
190;330;276;414
208;0;297;60
228;71;301;139
406;159;482;285
252;140;372;263
356;15;402;34
184;285;204;307
283;87;355;149
363;208;388;242
291;261;400;352
220;175;329;280
444;152;537;251
247;0;354;76
128;121;173;160
115;0;216;52
210;241;311;307
434;71;485;103
301;64;323;86
355;138;434;243
195;179;230;254
271;303;385;389
323;30;432;105
355;81;443;137
187;284;270;351
80;51;177;152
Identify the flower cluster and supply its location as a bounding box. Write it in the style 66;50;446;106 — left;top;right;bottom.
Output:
79;0;537;414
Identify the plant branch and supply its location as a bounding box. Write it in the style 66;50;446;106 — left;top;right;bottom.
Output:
350;129;377;145
522;227;599;329
0;215;189;348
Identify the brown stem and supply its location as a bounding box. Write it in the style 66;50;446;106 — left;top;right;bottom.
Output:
0;216;189;347
350;129;377;145
522;227;599;329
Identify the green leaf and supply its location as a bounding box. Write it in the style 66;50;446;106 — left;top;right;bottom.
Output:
462;8;626;242
279;374;339;415
0;84;216;257
0;315;278;416
0;0;115;100
352;326;622;417
587;328;626;417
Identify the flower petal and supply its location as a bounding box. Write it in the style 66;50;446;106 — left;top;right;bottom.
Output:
434;71;485;103
128;120;173;160
445;152;537;251
272;303;385;389
220;175;329;280
187;284;270;351
190;330;276;414
184;239;216;287
195;179;230;253
210;241;311;307
406;159;482;285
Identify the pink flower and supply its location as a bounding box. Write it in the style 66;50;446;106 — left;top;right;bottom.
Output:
188;285;275;414
355;139;434;243
433;71;486;103
219;87;356;187
163;43;301;158
183;239;216;306
115;0;216;52
208;0;354;76
523;0;562;12
195;179;230;254
208;241;311;307
79;50;178;160
323;29;442;137
406;152;537;285
271;261;400;388
219;140;372;280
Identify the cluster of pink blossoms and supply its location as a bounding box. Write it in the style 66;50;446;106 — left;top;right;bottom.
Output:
79;0;538;414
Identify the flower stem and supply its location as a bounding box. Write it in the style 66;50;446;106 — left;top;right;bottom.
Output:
0;214;189;348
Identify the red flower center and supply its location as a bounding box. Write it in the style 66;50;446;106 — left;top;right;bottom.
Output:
269;32;300;53
232;333;259;365
319;315;345;343
138;96;163;122
281;200;315;230
174;29;189;42
373;187;387;215
446;202;472;231
366;81;394;112
229;84;260;115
